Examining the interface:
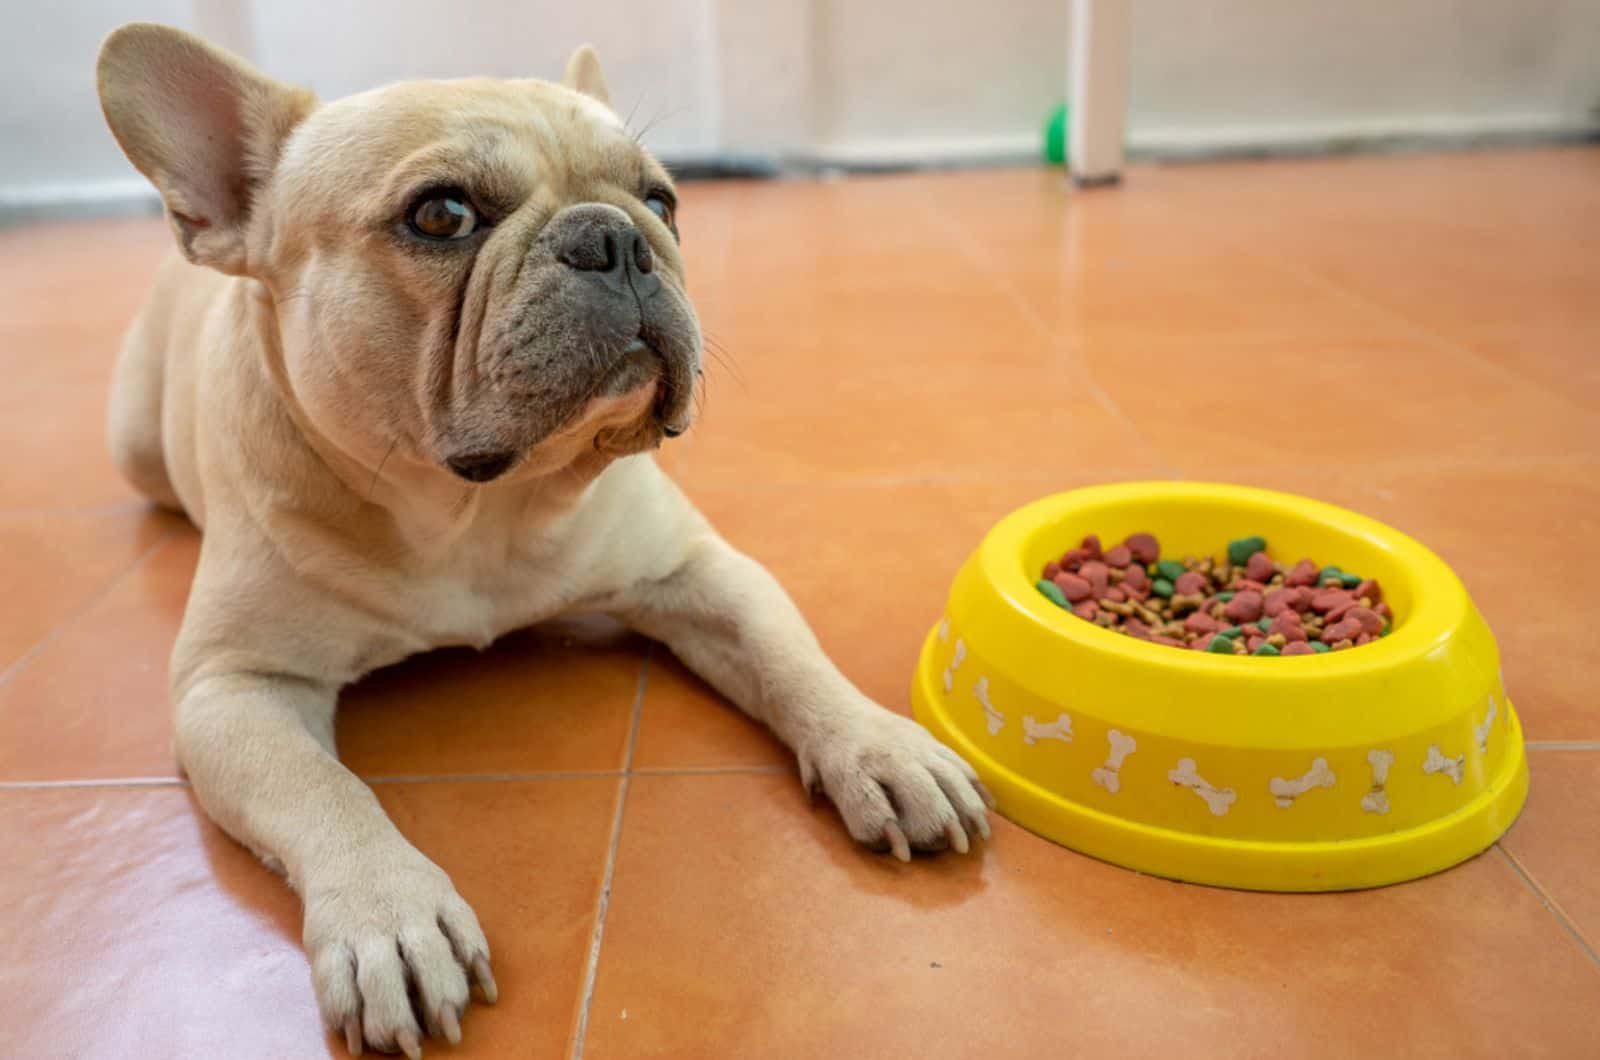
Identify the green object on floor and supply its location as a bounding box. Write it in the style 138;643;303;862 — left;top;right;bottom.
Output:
1044;102;1071;165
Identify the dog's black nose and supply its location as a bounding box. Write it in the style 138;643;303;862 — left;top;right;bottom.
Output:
445;450;516;483
552;205;656;286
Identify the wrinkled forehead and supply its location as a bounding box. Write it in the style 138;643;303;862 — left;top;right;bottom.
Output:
276;78;659;220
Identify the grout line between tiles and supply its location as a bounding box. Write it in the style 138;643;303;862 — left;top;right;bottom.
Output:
632;764;795;776
364;770;622;784
0;776;183;790
570;646;650;1060
0;525;179;692
1525;741;1600;751
1495;844;1600;970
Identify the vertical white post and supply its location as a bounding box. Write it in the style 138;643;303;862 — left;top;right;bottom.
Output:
193;0;258;60
1069;0;1131;186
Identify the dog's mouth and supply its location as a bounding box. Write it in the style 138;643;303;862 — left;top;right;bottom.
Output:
441;334;693;485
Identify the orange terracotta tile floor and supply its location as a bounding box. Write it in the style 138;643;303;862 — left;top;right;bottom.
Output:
2;148;1598;1057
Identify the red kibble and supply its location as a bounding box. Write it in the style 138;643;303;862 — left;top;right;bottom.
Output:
1061;548;1088;570
1236;579;1268;594
1355;632;1373;646
1104;544;1132;567
1322;618;1362;643
1185;611;1220;634
1080;560;1111;596
1311;588;1353;614
1282;640;1316;655
1347;606;1384;635
1355;579;1382;604
1223;590;1264;623
1174;571;1207;596
1194;632;1217;651
1263;588;1292;617
1105;586;1128;603
1125;532;1161;566
1124;564;1149;590
1374;601;1393;620
1054;572;1093;602
1125;618;1152;639
1245;551;1275;582
1151;635;1185;647
1246;635;1265;653
1072;601;1098;620
1285;559;1320;587
1268;612;1307;642
1287;587;1315;613
1081;534;1102;559
1043;560;1062;580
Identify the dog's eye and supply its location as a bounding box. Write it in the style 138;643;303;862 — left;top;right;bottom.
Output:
408;193;478;240
644;192;675;230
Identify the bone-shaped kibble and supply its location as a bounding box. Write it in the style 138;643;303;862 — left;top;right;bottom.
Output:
1475;695;1497;753
938;617;951;643
1168;757;1236;816
974;676;1005;736
1361;749;1395;815
1270;756;1336;808
1092;729;1137;793
941;638;967;693
1423;744;1464;785
1023;713;1074;745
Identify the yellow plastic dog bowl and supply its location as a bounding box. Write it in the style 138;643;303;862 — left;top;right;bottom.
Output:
912;483;1527;891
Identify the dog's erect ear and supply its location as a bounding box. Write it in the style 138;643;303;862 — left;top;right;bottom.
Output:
97;23;316;275
562;44;612;108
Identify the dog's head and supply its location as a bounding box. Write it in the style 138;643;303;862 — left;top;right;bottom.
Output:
98;24;700;487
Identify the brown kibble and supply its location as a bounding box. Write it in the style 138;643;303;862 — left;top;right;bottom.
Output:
1332;638;1354;650
1266;633;1287;648
1109;566;1126;584
1322;576;1344;588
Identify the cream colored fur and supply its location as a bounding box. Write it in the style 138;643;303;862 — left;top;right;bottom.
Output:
98;23;990;1057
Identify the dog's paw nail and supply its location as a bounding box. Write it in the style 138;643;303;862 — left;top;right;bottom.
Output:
397;1027;421;1060
883;820;912;862
440;1005;461;1046
472;955;499;1004
943;819;970;854
343;1016;363;1056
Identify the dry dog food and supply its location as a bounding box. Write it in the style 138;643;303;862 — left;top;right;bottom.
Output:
1036;532;1391;656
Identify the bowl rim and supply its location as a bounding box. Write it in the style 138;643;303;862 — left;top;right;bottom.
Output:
987;481;1467;677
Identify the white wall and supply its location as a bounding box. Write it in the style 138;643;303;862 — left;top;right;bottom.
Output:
4;0;1599;215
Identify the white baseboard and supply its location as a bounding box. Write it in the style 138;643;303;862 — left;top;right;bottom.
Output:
0;178;160;224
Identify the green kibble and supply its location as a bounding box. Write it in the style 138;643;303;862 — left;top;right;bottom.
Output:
1310;640;1331;653
1155;559;1186;581
1253;642;1281;656
1340;572;1363;589
1152;578;1175;598
1206;635;1236;654
1318;566;1343;583
1037;579;1069;608
1226;536;1268;565
1220;625;1243;637
1257;617;1273;631
1217;591;1236;602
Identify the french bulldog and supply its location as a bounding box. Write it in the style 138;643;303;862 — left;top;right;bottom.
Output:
96;23;991;1056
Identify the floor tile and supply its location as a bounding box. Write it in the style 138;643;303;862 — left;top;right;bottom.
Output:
0;506;178;673
586;772;1600;1059
338;622;646;778
0;777;616;1059
1502;749;1600;956
0;530;197;781
1080;333;1597;473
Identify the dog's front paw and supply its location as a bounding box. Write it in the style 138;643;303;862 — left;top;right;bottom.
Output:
304;853;495;1057
801;709;995;861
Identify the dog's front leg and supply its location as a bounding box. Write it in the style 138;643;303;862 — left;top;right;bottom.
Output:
615;534;993;859
175;670;495;1056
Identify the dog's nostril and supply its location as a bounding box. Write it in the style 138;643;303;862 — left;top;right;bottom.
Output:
445;450;517;483
632;233;654;275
